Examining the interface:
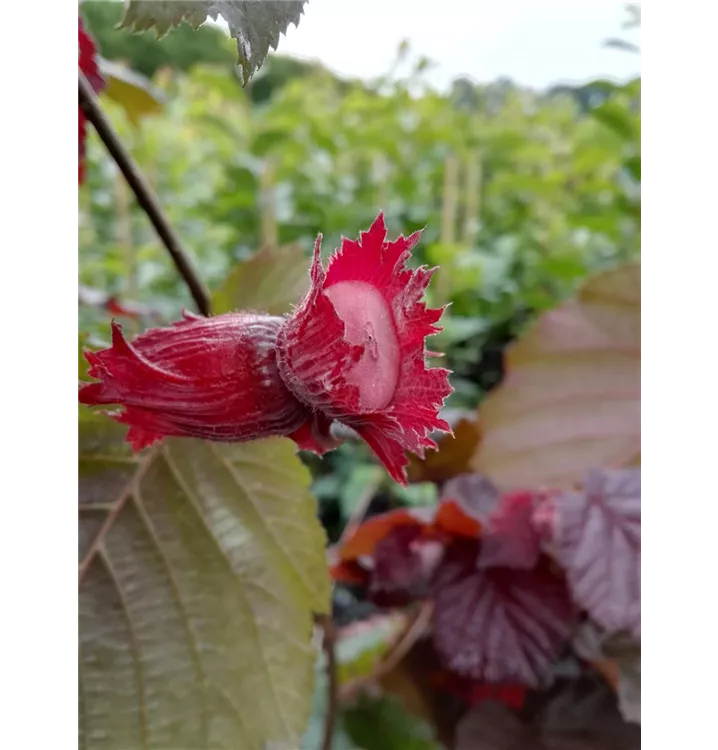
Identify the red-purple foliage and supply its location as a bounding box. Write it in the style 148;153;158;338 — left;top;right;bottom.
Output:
478;491;544;570
432;539;575;686
79;215;453;484
538;467;641;638
433;672;527;711
370;525;444;599
441;473;501;522
331;466;640;717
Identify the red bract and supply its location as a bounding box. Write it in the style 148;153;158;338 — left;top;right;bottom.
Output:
276;213;453;483
79;215;453;484
79;17;105;184
79;313;310;450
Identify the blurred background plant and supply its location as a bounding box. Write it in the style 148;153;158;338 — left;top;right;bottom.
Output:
79;2;640;748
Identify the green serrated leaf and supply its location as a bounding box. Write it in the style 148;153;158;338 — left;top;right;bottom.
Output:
121;1;307;85
212;243;310;316
79;421;330;750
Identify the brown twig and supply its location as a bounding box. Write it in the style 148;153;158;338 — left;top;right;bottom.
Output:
79;70;211;316
314;614;338;750
339;600;434;702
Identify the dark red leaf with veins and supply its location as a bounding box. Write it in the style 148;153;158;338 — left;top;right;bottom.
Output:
338;506;435;563
541;468;640;638
432;539;575;686
441;475;542;568
478;491;545;570
79;215;453;485
276;213;453;484
79;16;105;184
370;524;444;599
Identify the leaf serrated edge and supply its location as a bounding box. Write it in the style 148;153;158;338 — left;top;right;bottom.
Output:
118;1;307;85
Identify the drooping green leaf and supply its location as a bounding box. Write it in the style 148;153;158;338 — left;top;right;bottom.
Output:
79;420;330;750
212;243;310;315
120;1;307;85
98;58;165;124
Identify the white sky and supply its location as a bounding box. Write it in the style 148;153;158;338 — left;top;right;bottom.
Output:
236;0;641;90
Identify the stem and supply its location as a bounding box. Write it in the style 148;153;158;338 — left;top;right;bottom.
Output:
339;602;434;702
441;152;459;247
259;158;278;247
462;149;482;247
315;614;338;750
436;152;460;304
115;169;139;334
79;70;211;316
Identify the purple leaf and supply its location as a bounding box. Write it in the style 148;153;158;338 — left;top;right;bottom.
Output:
441;473;501;521
479;491;544;570
432;540;576;686
544;468;640;637
370;525;443;600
